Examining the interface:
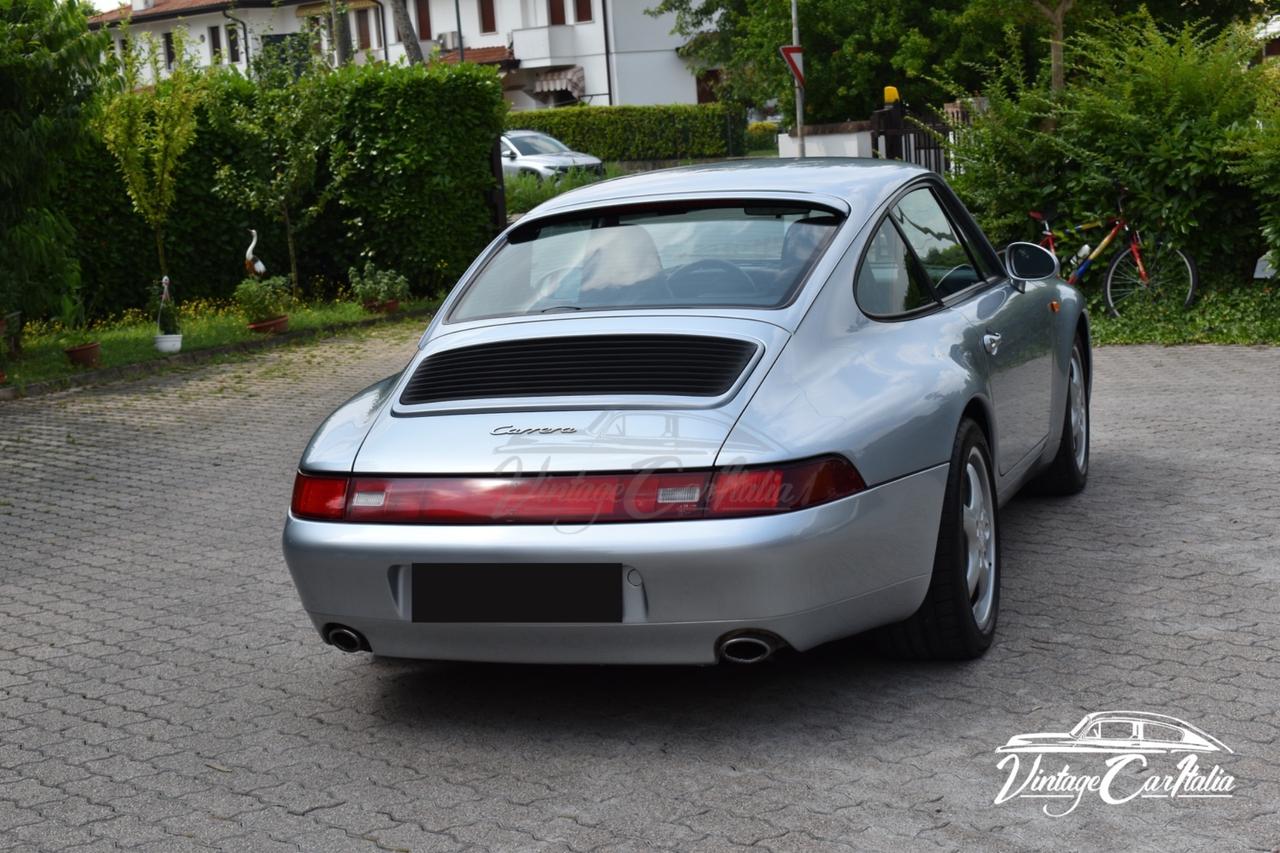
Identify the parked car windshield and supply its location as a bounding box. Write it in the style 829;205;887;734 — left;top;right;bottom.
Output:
509;133;570;155
448;203;843;322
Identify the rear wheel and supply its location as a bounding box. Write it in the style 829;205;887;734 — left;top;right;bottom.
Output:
1104;239;1197;317
877;419;999;660
1029;339;1089;496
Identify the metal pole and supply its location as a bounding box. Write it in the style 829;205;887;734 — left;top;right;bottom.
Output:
791;0;804;157
454;0;464;61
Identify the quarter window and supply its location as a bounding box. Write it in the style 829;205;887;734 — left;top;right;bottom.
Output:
892;188;982;298
855;218;936;317
1143;723;1185;742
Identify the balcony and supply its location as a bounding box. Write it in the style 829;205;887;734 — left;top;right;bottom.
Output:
511;24;579;68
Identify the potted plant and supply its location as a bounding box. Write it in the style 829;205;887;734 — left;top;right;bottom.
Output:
235;276;290;334
59;285;100;368
153;276;182;353
349;262;410;314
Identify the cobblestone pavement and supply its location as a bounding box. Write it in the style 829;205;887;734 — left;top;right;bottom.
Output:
2;331;1278;853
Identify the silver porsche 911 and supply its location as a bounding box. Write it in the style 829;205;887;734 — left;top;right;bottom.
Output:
283;159;1091;665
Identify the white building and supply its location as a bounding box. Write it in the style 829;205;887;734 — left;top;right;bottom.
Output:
89;0;708;109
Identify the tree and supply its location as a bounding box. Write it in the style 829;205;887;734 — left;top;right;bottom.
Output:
0;0;106;319
99;26;205;280
210;43;331;294
650;0;1014;123
329;0;354;64
649;0;1270;122
388;0;423;63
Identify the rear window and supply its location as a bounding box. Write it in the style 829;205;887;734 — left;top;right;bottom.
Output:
448;203;842;323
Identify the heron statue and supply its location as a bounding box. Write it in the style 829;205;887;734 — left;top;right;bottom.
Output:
245;229;267;278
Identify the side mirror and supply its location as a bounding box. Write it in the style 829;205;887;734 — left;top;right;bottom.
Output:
1004;241;1059;283
504;149;517;160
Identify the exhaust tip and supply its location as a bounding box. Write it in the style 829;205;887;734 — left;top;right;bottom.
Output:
717;632;781;664
325;625;368;653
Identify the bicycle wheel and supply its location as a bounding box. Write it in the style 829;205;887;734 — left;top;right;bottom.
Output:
1104;239;1198;317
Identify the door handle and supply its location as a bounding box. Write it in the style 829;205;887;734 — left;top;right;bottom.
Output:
983;332;1002;355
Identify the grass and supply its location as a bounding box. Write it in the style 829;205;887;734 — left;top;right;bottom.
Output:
504;164;627;215
1088;277;1280;345
0;296;436;390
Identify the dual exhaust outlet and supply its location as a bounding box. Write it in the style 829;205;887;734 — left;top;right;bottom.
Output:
326;624;783;664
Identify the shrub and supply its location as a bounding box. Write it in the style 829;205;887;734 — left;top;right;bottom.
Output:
348;262;410;306
1228;62;1280;269
63;61;506;319
507;104;746;161
0;0;105;320
745;121;779;151
948;18;1270;271
504;164;624;215
325;62;507;291
234;276;290;323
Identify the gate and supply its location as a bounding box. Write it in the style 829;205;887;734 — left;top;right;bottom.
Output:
869;101;950;174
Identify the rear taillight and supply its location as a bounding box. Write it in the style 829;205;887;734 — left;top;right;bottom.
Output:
291;473;349;520
290;456;864;524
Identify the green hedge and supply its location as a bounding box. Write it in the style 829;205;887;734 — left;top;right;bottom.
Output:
507;103;746;161
62;62;505;318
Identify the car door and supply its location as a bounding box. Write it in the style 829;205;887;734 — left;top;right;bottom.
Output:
893;186;1055;475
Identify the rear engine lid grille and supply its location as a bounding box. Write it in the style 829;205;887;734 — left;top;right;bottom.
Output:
399;334;759;406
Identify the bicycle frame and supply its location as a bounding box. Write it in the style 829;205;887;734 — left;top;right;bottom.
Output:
1035;214;1150;287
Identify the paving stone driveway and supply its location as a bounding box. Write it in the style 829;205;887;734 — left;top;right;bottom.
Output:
2;331;1278;853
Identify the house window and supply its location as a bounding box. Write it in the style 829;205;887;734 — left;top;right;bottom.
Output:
208;25;223;64
118;36;127;58
574;0;591;23
355;7;372;49
226;25;241;62
478;0;496;33
162;31;175;69
548;0;565;25
415;0;431;39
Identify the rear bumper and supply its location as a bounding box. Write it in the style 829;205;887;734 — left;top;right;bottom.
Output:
282;463;948;664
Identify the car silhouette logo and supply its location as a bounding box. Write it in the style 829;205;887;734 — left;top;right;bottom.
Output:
996;711;1233;755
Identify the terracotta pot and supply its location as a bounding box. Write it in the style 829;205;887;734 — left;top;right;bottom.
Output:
64;341;101;368
361;299;380;312
379;298;400;314
154;333;183;354
248;315;289;335
0;369;6;385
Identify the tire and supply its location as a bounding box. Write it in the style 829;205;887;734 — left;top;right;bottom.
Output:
876;418;1000;660
1103;239;1198;317
1029;339;1090;496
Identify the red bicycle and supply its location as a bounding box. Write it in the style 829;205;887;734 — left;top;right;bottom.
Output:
1029;200;1198;317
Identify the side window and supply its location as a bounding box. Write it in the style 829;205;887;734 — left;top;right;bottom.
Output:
892;189;982;299
855;218;935;317
1098;721;1137;740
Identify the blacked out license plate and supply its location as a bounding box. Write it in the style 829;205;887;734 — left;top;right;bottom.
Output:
411;563;623;623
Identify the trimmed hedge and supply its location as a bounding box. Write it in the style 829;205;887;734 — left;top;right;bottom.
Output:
507;103;746;161
62;62;506;318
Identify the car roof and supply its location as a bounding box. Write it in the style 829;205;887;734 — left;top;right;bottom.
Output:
504;130;551;137
1080;711;1190;726
532;158;931;216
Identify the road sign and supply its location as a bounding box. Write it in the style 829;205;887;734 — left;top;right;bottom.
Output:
780;45;804;89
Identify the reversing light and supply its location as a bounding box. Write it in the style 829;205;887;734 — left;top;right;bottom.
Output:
290;456;865;524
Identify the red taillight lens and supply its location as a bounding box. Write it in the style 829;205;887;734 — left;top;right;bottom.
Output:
291;472;349;520
345;470;712;524
291;456;864;524
707;456;866;517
